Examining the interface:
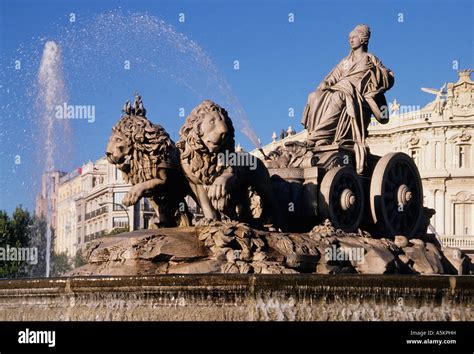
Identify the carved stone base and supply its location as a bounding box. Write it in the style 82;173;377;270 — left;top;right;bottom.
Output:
69;222;472;276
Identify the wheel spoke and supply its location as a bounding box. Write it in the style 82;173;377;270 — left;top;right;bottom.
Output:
371;153;424;237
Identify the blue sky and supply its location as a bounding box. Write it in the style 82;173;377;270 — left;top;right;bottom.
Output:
0;0;473;213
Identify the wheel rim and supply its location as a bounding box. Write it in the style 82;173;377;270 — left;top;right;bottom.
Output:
319;166;364;232
370;152;423;237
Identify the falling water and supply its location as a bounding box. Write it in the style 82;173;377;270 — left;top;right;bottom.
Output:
37;41;68;277
56;10;260;146
0;10;262;277
0;275;472;321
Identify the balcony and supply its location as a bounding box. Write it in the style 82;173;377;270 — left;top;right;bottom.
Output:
85;205;108;221
113;220;129;228
84;230;106;243
439;235;474;251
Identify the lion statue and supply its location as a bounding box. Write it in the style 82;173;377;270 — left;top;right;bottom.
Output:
176;99;281;228
106;95;191;228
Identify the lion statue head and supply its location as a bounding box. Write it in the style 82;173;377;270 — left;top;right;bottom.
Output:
177;100;235;185
106;112;177;185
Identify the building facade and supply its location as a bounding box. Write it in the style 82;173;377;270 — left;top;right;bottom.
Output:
252;70;474;251
56;168;82;256
367;70;474;251
38;158;155;259
74;157;154;254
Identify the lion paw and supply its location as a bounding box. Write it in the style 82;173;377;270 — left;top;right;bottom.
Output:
122;185;144;206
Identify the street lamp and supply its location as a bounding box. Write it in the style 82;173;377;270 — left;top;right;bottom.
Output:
98;202;131;232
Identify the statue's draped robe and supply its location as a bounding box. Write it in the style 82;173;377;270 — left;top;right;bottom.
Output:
301;51;394;173
303;52;394;141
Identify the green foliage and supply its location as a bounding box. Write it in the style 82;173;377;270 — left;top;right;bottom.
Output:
0;206;31;278
50;252;72;277
0;205;131;278
74;248;87;268
0;205;74;279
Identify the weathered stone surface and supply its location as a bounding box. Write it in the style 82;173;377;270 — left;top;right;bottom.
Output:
169;260;223;274
424;242;444;274
443;247;471;275
402;245;437;274
69;221;471;276
355;246;395;274
394;235;408;248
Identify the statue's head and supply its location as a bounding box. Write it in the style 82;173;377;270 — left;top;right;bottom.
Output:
177;100;235;155
106;127;132;166
349;24;370;51
176;100;235;185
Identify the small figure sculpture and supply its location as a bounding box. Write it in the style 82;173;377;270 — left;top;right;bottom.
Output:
272;131;277;143
421;83;447;115
390;98;400;113
302;24;394;148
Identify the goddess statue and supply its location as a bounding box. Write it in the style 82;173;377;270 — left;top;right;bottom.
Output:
302;24;394;155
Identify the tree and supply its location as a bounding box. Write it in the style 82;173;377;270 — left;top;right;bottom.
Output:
0;206;32;278
50;252;72;276
74;248;86;268
0;205;74;278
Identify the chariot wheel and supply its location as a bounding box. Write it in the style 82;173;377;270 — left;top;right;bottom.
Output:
319;166;364;232
370;152;423;238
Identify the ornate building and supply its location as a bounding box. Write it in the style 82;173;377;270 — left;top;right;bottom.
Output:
56;168;82;257
367;70;473;252
41;157;155;258
252;70;474;252
73;157;155;256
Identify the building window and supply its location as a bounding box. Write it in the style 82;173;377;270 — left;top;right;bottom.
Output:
144;216;149;229
410;148;421;166
453;203;472;236
113;192;127;209
456;144;471;168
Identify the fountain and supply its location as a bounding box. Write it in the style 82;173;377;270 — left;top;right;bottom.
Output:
0;13;472;323
56;10;261;147
37;41;68;277
0;274;472;321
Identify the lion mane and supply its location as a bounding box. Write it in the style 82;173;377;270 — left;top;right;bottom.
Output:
176;100;235;185
112;114;177;185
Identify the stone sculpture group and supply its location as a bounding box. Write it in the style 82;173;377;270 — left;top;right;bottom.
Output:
73;24;471;276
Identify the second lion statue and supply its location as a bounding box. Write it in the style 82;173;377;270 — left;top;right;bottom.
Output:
176;100;282;228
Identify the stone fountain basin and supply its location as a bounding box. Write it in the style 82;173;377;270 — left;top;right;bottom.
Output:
0;274;472;321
